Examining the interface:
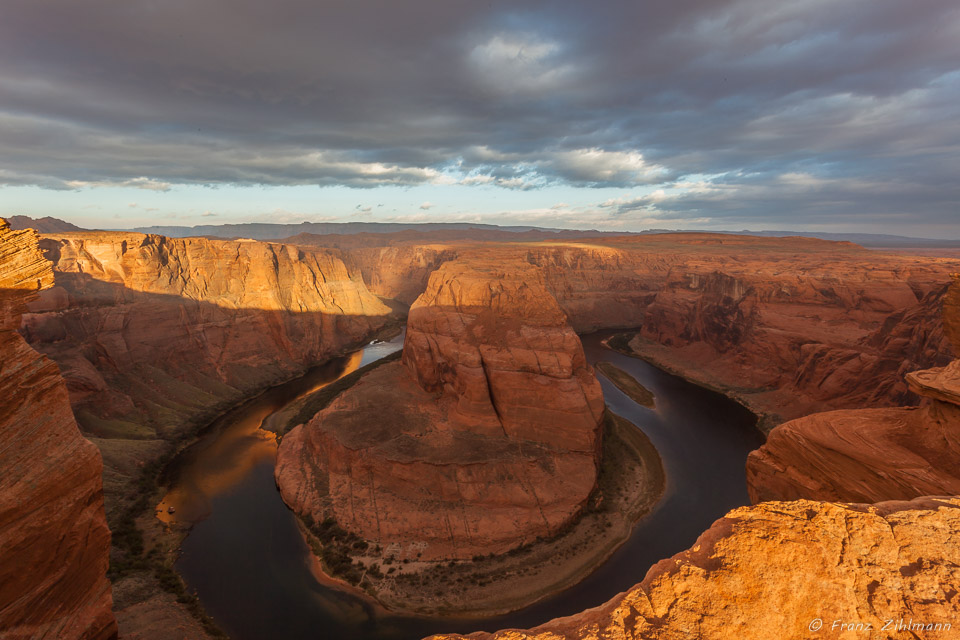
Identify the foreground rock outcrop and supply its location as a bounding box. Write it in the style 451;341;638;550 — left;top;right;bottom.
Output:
0;219;116;640
429;497;960;640
277;259;604;561
746;276;960;504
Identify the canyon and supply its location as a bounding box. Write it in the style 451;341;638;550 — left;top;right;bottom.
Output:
276;258;606;563
313;232;958;425
22;232;391;445
426;278;960;640
19;231;394;510
3;218;960;639
8;227;396;636
427;269;960;640
0;220;116;640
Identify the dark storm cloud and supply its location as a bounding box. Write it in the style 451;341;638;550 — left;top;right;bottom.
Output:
1;0;959;228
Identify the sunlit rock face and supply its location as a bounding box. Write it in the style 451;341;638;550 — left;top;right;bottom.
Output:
276;259;604;560
0;219;116;640
341;244;459;305
20;231;392;444
427;498;960;640
613;236;957;423
747;276;960;504
402;259;604;449
336;233;959;424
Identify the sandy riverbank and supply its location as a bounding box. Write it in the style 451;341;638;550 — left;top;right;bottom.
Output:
604;332;774;433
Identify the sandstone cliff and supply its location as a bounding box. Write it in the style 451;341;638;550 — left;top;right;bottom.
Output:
746;276;960;504
17;230;392;636
276;259;604;561
611;236;957;422
342;244;457;305
0;219;116;640
428;497;960;640
330;233;958;424
746;402;960;504
21;232;391;456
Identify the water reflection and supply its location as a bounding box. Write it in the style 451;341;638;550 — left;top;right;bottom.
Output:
157;349;365;525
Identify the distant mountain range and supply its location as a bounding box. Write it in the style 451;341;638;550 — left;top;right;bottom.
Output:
127;221;618;239
6;216;960;248
711;229;960;248
6;215;84;233
127;221;960;248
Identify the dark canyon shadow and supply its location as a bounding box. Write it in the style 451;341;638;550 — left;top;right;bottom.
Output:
19;271;396;443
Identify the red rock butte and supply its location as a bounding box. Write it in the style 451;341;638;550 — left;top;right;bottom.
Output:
276;258;604;560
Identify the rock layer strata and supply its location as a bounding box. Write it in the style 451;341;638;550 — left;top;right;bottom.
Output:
747;276;960;503
21;231;391;445
0;219;116;640
276;259;604;560
335;234;959;424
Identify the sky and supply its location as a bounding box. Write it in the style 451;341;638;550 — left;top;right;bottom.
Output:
1;0;959;236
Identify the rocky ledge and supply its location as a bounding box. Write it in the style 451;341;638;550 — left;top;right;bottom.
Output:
428;497;960;640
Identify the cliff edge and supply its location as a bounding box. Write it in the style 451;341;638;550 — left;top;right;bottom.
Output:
0;219;116;640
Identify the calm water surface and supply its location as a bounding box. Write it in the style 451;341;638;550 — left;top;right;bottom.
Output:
161;331;764;640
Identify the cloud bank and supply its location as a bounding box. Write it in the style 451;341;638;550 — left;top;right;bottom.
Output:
1;0;958;230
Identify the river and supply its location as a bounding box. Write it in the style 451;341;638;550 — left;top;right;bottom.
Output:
159;330;764;639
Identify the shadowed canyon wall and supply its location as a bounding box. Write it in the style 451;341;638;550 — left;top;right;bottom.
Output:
22;232;391;442
19;232;393;510
0;220;116;640
276;259;604;561
747;276;960;504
